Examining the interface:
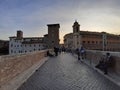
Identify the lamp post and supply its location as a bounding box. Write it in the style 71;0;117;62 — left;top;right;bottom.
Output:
102;32;107;51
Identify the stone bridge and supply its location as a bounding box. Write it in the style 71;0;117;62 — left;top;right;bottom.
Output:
0;50;120;90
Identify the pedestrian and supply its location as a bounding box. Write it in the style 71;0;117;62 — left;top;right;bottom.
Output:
80;46;85;60
95;52;113;74
103;52;112;74
76;48;80;60
54;47;59;56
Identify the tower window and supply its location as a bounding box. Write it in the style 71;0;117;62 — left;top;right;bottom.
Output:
11;44;13;47
83;41;86;44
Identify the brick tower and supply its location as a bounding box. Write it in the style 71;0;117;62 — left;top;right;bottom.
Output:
47;24;60;48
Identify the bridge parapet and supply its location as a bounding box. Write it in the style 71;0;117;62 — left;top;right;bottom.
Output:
0;50;48;90
86;50;120;75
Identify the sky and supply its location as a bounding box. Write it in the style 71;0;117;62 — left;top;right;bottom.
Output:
0;0;120;43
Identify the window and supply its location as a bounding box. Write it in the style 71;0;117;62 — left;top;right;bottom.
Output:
83;41;86;44
11;44;13;47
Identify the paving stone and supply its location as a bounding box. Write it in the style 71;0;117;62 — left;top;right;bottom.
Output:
18;53;120;90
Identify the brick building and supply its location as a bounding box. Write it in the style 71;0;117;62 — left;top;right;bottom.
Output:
64;21;120;51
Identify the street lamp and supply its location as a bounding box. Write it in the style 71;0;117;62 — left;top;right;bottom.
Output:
102;32;107;51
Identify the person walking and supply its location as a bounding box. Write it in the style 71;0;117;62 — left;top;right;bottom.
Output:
80;46;85;60
54;47;59;56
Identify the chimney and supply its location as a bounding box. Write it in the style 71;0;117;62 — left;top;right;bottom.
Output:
17;30;23;38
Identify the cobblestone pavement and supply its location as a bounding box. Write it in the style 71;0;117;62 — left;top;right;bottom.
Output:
18;53;120;90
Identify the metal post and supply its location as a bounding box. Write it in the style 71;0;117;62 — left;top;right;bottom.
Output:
102;32;107;51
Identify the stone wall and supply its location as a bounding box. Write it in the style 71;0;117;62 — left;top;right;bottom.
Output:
85;50;120;75
0;50;48;90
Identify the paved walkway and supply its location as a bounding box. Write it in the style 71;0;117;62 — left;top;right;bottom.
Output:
18;53;120;90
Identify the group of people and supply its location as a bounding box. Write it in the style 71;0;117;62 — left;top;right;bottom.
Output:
95;52;113;74
47;45;113;75
47;46;67;57
54;47;59;56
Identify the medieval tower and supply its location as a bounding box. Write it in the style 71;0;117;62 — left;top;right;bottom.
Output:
47;24;60;48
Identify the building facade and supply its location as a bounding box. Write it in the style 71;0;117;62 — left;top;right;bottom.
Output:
9;24;60;55
9;31;46;55
64;21;120;51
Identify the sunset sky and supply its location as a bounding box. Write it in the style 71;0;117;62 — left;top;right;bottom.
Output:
0;0;120;43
